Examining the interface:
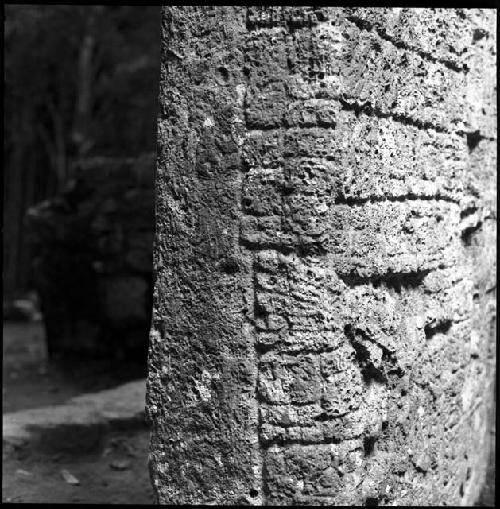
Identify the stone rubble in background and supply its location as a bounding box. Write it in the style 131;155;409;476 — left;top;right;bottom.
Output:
25;153;155;360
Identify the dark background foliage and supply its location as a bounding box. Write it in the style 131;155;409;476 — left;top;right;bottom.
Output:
4;5;161;297
3;8;161;503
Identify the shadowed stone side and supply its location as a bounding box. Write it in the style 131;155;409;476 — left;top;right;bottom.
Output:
148;7;496;505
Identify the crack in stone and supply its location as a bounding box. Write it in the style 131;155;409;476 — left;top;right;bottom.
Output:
346;14;469;74
261;436;344;448
337;268;433;292
338;95;450;134
424;319;453;340
242;10;266;503
334;193;460;206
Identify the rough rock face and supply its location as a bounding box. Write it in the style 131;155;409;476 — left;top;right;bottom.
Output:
26;155;155;359
148;7;496;505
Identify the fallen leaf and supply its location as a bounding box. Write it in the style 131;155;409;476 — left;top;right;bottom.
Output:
109;459;131;471
16;469;32;477
61;469;80;485
122;442;137;457
101;447;112;458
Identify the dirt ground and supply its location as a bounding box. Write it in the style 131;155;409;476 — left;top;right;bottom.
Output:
2;320;153;504
2;425;153;504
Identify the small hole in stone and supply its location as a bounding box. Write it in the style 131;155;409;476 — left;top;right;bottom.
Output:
366;497;379;506
219;257;240;274
466;467;472;480
217;66;229;82
459;483;464;497
249;489;259;498
466;130;482;151
315;11;327;21
473;28;488;42
254;303;268;318
381;421;388;431
363;435;376;456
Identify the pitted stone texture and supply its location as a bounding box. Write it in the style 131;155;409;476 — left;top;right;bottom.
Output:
150;6;496;506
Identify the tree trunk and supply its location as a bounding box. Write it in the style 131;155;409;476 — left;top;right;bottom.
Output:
148;7;496;505
72;7;98;162
3;102;37;297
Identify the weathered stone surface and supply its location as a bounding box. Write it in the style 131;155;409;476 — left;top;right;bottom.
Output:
149;7;496;505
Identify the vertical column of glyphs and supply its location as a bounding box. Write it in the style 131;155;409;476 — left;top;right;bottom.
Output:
239;7;496;505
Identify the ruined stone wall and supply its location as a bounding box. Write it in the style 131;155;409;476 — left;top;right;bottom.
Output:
148;7;496;505
27;155;155;359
